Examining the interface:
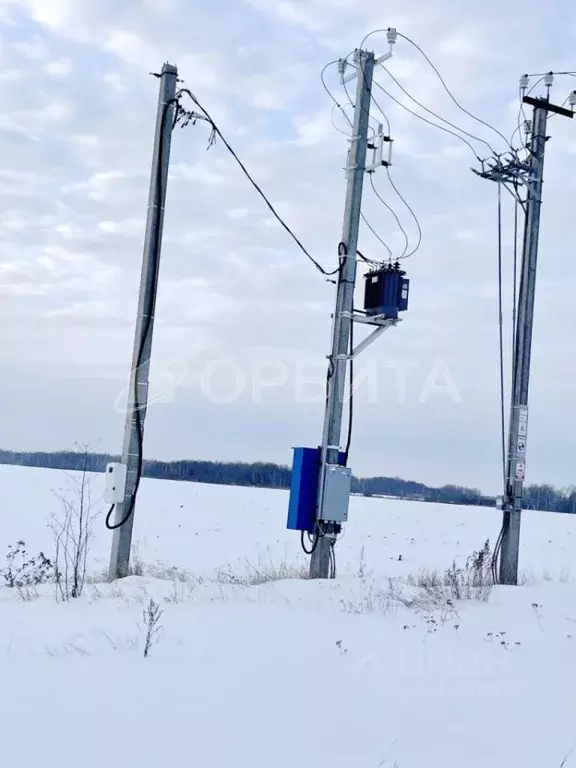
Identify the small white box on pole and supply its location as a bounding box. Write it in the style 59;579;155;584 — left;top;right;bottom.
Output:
104;462;127;504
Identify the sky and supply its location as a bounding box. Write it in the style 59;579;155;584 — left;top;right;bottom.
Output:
0;0;576;494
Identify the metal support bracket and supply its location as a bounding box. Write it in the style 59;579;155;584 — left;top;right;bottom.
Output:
339;311;399;358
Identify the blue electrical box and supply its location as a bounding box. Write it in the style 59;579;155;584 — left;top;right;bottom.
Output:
286;447;347;532
364;265;409;319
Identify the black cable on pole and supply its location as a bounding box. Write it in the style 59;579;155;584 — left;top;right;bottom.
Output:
344;309;354;465
301;529;319;555
369;174;409;258
385;167;423;258
106;96;179;532
496;181;507;491
512;185;520;357
491;181;509;584
178;88;340;278
329;539;337;579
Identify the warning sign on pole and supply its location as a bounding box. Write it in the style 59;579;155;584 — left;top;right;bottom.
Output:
515;459;526;481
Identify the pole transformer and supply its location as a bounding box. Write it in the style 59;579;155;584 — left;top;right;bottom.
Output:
310;50;376;579
108;63;178;580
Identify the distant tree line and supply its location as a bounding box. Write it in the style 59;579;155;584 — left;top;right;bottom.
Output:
0;448;574;513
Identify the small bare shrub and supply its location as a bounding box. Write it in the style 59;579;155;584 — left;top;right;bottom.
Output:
1;540;53;588
342;581;400;615
128;545;145;577
215;555;308;587
142;598;163;658
50;445;101;602
17;584;40;602
357;545;372;580
410;540;493;604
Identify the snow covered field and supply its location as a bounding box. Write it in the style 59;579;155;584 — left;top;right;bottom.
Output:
2;464;576;767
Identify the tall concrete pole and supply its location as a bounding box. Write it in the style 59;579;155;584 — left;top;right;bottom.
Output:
108;63;178;580
310;50;375;579
499;101;548;585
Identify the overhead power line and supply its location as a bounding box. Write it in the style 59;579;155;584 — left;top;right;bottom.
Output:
385;167;422;258
360;212;392;259
371;79;482;161
178;87;340;278
322;58;393;260
359;28;511;152
396;31;512;150
369;174;409;259
322;60;353;129
379;63;498;156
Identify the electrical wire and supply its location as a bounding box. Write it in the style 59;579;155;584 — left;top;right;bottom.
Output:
496;181;507;492
344;310;354;464
369;174;409;258
526;70;576;77
343;53;392;135
105;96;179;532
301;528;319;555
342;53;390;144
360;213;392;259
385;167;423;259
396;31;512;150
512;185;520;360
178;88;340;278
321;60;394;262
491;181;517;584
379;64;498;156
331;103;352;137
371;79;482;161
329;538;337;579
357;248;385;266
322;60;354;129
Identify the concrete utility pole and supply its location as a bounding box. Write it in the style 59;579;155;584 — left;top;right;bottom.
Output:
109;63;178;580
310;50;375;579
499;94;573;584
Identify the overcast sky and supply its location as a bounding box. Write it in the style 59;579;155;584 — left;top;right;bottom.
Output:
0;0;575;494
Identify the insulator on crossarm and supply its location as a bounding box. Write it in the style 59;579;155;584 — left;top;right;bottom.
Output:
569;91;576;110
523;119;532;137
543;71;554;89
387;27;398;45
519;73;529;92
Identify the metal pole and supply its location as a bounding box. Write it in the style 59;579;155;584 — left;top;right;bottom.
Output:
109;63;178;580
499;102;548;585
310;50;375;579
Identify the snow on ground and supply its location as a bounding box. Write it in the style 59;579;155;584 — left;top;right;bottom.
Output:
1;463;576;767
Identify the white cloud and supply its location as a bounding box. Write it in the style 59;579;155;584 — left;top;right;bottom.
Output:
43;57;72;76
0;0;574;490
